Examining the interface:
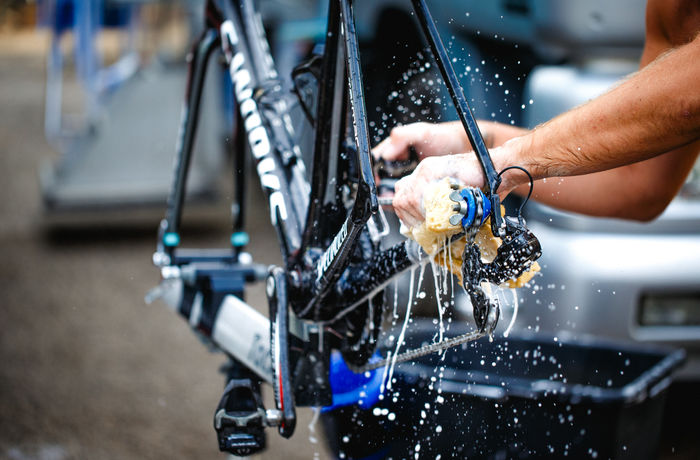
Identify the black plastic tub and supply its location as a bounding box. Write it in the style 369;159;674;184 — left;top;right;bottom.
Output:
322;319;686;459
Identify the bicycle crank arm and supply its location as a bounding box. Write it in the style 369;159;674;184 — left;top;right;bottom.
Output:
267;267;296;438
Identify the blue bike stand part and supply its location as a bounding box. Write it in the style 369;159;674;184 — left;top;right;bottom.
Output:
323;351;384;412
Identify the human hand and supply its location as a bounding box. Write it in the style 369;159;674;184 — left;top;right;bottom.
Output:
372;121;474;209
392;153;486;228
372;121;472;162
392;141;530;229
374;121;531;228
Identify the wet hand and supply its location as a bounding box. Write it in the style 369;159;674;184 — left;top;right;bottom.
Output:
392;153;487;229
372;121;470;162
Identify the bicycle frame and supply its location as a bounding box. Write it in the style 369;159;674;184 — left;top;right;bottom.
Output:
157;0;403;313
151;0;520;453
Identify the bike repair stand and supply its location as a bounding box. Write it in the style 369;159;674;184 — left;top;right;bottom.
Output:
38;0;225;226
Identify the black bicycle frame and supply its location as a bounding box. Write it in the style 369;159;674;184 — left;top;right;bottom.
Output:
410;0;504;234
158;0;504;322
153;0;521;451
293;0;379;319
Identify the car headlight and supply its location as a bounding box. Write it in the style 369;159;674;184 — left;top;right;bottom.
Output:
638;293;700;327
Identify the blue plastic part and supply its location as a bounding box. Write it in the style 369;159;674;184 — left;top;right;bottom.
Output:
230;232;249;247
163;232;180;247
322;351;384;412
459;188;492;229
44;0;133;32
481;191;493;224
465;188;477;228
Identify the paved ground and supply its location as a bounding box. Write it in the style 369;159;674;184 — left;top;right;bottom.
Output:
0;30;328;460
1;29;698;460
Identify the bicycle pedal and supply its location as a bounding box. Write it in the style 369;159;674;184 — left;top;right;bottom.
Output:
214;378;267;456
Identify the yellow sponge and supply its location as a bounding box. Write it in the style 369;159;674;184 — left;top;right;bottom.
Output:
403;178;539;288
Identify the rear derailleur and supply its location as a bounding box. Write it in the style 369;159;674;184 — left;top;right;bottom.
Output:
449;184;541;333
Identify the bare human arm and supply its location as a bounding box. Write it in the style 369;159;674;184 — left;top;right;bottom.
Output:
378;0;700;226
503;0;700;220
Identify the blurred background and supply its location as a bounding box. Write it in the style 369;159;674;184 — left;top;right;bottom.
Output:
0;1;328;459
0;0;698;459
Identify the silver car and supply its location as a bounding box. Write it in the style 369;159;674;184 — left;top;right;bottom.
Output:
455;0;700;380
352;0;700;379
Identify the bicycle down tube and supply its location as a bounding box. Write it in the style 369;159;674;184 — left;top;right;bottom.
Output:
216;0;382;320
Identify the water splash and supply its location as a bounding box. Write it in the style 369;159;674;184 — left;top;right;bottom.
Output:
308;406;320;445
385;266;416;391
503;288;519;337
429;257;445;343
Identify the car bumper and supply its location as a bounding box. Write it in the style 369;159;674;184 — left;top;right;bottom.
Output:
510;200;700;379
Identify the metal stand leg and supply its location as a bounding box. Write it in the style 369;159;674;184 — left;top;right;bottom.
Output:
160;28;220;254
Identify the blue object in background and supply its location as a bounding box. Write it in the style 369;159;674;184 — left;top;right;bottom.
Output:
38;0;142;148
324;350;384;412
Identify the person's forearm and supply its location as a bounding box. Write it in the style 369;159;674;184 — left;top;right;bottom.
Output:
508;139;699;219
497;34;700;191
478;120;527;149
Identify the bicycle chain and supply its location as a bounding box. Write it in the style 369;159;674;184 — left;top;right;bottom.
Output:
349;327;488;373
347;228;492;374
